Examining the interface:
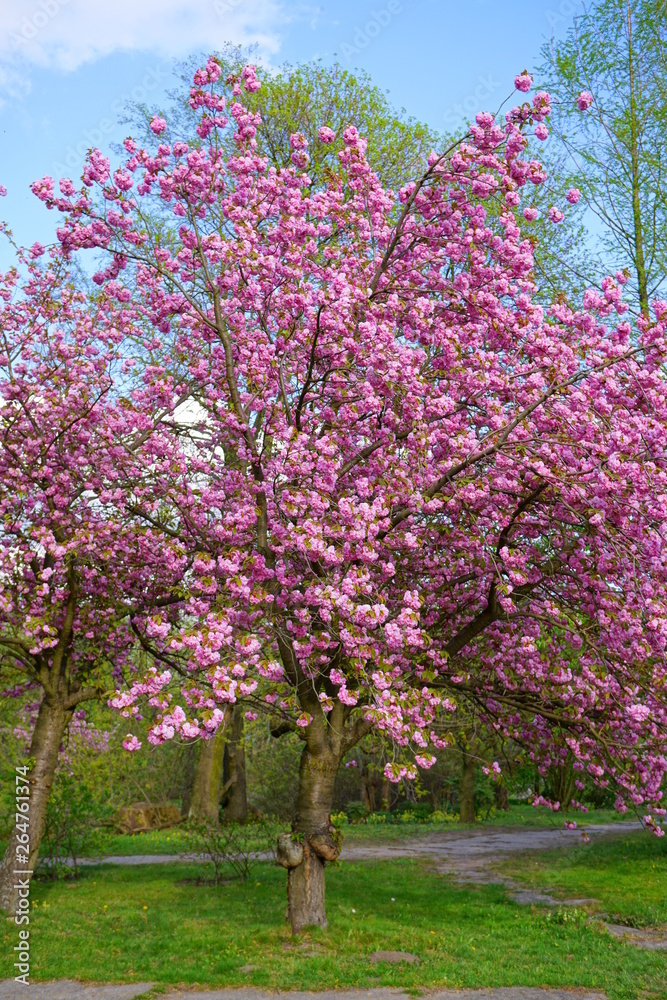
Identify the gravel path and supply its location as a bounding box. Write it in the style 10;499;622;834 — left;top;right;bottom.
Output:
74;821;642;880
0;986;608;1000
342;821;642;877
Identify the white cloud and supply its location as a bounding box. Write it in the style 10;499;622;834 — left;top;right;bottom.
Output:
0;0;287;94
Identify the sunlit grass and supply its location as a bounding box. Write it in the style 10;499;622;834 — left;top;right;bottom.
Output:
498;828;667;928
1;851;665;1000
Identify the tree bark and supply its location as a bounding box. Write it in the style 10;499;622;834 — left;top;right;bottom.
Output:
548;758;576;810
494;782;510;811
459;752;476;823
360;771;374;812
179;741;198;818
188;716;229;824
223;704;247;822
277;744;340;933
0;695;71;914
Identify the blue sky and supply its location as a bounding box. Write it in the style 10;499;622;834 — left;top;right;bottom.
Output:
0;0;583;256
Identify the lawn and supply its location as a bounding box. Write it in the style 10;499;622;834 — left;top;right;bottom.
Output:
498;827;667;928
1;850;665;1000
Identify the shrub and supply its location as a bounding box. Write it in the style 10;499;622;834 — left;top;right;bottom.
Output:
37;776;112;880
184;817;278;883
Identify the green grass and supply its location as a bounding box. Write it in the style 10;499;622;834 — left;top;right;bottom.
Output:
76;804;630;856
2;855;665;1000
86;821;286;857
498;828;667;929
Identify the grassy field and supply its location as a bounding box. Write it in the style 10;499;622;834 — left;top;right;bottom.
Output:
498;827;667;928
82;804;631;856
1;839;665;1000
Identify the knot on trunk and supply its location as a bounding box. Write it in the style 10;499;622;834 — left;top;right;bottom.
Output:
276;832;304;869
308;832;339;862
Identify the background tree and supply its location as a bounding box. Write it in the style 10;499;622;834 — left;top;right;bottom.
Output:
187;717;229;823
0;244;187;911
146;47;444;194
540;0;667;314
222;703;248;822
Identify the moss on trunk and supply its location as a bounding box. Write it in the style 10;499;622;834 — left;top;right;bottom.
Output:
0;695;71;913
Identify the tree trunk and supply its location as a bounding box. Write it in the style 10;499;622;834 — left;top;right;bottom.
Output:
223;704;247;822
188;721;228;824
179;741;198;818
548;758;576;810
380;776;391;811
459;752;476;823
0;695;71;914
360;771;374;812
494;783;510;811
277;744;340;933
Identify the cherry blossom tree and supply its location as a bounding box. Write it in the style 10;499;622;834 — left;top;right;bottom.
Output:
0;243;188;911
32;60;667;931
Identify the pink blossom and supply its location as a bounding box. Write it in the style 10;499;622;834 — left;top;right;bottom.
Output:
534;123;549;140
577;91;593;110
289;132;308;150
318;126;336;144
548;206;564;223
514;72;533;93
150;116;167;135
523;207;539;221
241;65;261;92
123;734;142;751
566;187;581;204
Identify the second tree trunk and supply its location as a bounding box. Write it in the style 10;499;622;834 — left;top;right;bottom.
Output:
223;704;247;822
459;751;476;824
188;722;228;824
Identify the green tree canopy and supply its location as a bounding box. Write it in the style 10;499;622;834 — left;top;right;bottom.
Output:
540;0;667;314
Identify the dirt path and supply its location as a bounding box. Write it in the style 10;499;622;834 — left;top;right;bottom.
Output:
0;985;609;999
78;821;641;883
342;821;642;883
